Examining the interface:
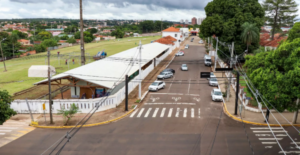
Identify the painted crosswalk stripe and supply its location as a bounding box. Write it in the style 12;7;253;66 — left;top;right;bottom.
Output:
259;138;283;140
168;108;173;117
0;133;5;135
279;151;300;154
0;130;12;132
198;108;201;118
183;108;187;118
137;108;145;118
250;127;283;130
265;146;273;149
256;134;271;136
276;134;287;136
160;108;166;117
262;142;278;144
130;109;139;117
290;142;300;144
175;108;180;117
253;130;286;133
152;108;159;117
144;108;152;117
191;108;194;118
0;127;18;129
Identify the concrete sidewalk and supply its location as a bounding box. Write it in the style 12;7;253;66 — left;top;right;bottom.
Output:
213;72;299;126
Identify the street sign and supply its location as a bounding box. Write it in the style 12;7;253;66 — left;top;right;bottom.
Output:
200;72;210;78
43;103;46;110
215;68;233;71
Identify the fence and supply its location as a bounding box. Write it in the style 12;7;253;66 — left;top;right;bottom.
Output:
10;50;170;114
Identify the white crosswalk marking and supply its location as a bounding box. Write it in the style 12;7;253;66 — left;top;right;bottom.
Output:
279;151;300;154
265;146;273;149
262;142;278;144
144;108;152;117
152;108;159;117
0;133;5;135
160;108;166;117
183;108;187;118
191;108;194;118
0;130;12;132
0;127;18;129
276;134;287;136
130;109;139;117
256;134;271;136
198;108;200;118
253;130;286;133
168;108;173;117
175;108;180;117
137;108;145;117
250;127;283;130
259;138;283;140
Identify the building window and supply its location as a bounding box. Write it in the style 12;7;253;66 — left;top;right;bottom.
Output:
175;34;177;37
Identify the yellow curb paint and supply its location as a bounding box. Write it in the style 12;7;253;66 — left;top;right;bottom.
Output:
30;108;136;129
222;101;300;127
11;134;23;137
5;137;18;140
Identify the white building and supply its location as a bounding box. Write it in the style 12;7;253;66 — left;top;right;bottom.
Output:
180;28;189;39
162;27;183;47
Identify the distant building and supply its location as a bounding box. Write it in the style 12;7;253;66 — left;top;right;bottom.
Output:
185;19;189;25
45;28;64;33
197;18;205;25
18;39;30;45
192;17;197;25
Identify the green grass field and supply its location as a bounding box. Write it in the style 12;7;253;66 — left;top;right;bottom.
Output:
0;36;161;95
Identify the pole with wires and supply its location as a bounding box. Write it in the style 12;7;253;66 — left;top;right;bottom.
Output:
80;0;85;66
234;71;239;115
227;42;234;101
125;74;128;111
0;38;7;72
293;98;299;124
214;37;218;72
47;50;53;124
138;41;142;99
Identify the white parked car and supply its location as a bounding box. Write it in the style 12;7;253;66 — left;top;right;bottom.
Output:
185;45;189;49
175;51;184;56
211;89;223;102
209;77;218;86
148;81;165;91
207;72;216;80
157;72;173;79
199;40;204;44
181;64;188;71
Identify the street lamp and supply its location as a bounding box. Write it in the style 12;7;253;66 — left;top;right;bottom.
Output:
0;38;7;72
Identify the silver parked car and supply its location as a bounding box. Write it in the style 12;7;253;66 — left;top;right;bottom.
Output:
157;72;173;79
175;51;184;56
148;81;165;91
181;64;188;71
209;77;218;86
211;89;223;102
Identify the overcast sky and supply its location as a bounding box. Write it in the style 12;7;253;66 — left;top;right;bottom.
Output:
0;0;300;22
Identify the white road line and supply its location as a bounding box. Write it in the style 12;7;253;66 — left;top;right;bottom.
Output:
168;76;175;92
198;108;201;118
152;108;159;117
276;134;287;136
149;93;200;96
183;108;187;118
0;127;18;129
175;108;180;117
279;151;300;154
265;146;273;149
187;79;191;94
137;108;145;117
168;108;173;117
0;133;5;135
191;108;194;118
259;138;283;140
290;142;300;144
0;130;12;132
145;103;196;105
262;142;278;144
255;134;271;136
144;108;152;117
130;109;139;117
253;130;286;133
250;127;283;130
161;108;166;117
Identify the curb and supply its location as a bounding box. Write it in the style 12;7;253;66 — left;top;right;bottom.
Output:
30;105;137;129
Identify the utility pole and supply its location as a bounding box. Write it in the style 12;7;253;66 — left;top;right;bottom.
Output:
227;42;234;101
234;71;239;115
125;75;128;111
0;38;7;72
138;41;142;99
80;0;85;66
293;98;300;124
214;37;218;72
47;50;53;124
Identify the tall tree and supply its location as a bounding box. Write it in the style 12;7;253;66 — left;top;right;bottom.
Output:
241;22;260;53
10;33;19;58
0;90;17;125
263;0;298;40
200;0;264;56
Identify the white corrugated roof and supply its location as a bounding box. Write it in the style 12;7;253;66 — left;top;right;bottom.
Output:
35;42;170;88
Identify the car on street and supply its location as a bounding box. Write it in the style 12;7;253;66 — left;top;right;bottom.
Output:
175;51;184;56
191;38;194;42
204;55;212;66
185;45;189;49
207;72;216;80
209;77;218;86
181;64;188;71
148;81;165;91
157;71;173;79
211;89;223;102
162;68;175;74
199;40;203;44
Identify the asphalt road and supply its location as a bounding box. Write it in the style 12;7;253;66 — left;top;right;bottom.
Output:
1;38;300;155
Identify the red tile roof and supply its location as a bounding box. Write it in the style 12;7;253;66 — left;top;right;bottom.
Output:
163;35;177;41
163;27;180;32
154;38;175;45
18;39;29;42
59;40;67;43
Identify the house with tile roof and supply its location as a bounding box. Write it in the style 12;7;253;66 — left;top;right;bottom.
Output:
259;33;287;50
154;37;177;50
162;27;183;47
18;39;30;45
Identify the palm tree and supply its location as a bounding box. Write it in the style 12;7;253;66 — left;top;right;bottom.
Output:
10;33;19;58
241;22;259;53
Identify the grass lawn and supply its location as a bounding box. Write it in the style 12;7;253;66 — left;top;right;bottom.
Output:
0;36;161;95
239;76;263;107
